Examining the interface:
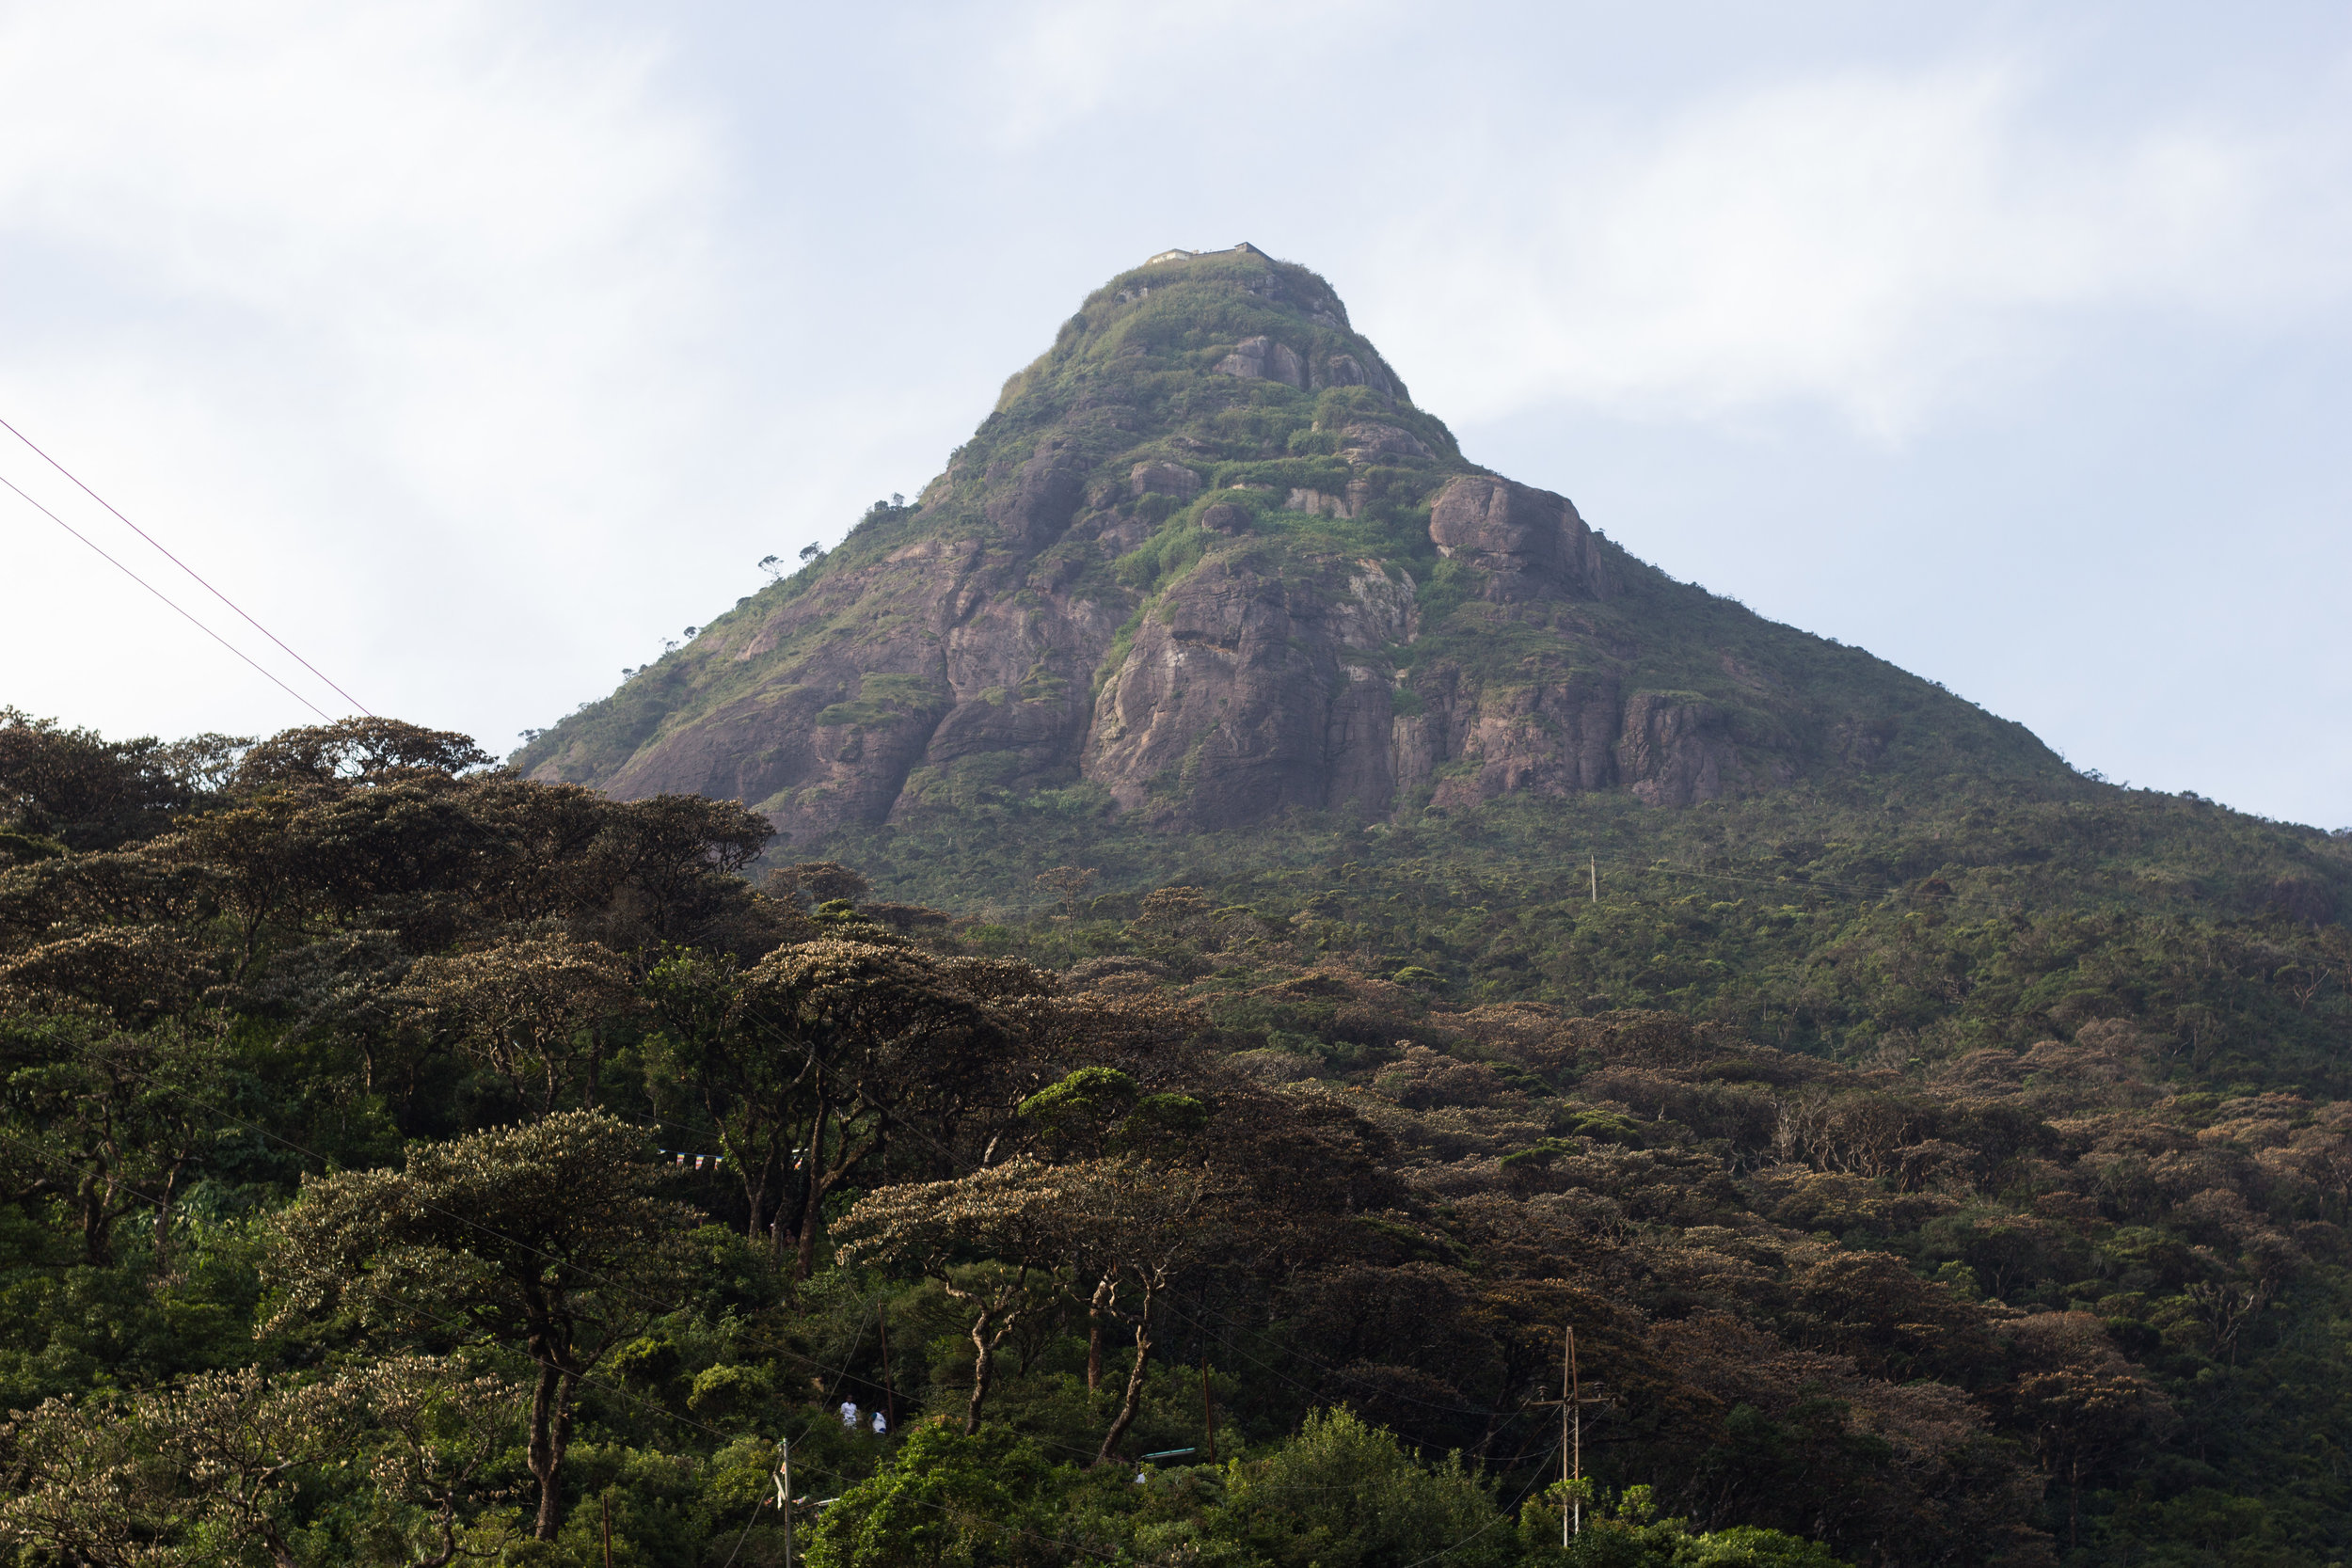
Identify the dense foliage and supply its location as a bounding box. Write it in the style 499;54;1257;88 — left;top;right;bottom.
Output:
3;708;2350;1565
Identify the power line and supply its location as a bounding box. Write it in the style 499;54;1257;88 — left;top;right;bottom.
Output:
1;470;333;723
0;416;372;717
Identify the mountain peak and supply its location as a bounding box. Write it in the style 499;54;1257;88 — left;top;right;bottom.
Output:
989;245;1406;420
516;254;2060;843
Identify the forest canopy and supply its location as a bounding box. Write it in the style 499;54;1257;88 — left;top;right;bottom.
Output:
1;708;2348;1566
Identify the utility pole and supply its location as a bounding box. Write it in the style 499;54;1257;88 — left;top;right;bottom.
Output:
602;1491;614;1568
780;1438;795;1568
1532;1323;1596;1544
877;1301;896;1428
1589;854;1598;904
1201;1354;1218;1462
1567;1323;1581;1543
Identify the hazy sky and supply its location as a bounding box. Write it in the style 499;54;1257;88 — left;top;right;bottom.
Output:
3;2;2347;826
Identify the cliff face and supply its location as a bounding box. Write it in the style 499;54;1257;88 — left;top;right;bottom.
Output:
517;246;2061;839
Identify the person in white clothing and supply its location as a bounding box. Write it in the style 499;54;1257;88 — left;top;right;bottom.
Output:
839;1401;859;1429
870;1411;887;1435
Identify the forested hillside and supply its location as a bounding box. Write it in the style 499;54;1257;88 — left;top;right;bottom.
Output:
4;707;2349;1565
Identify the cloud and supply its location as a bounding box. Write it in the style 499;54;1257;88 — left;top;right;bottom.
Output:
965;0;1383;150
1366;59;2352;437
0;1;748;732
0;2;730;509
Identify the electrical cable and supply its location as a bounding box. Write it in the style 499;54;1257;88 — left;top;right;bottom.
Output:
0;415;372;716
2;470;333;722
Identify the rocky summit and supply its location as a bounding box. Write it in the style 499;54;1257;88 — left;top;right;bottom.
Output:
516;245;2058;839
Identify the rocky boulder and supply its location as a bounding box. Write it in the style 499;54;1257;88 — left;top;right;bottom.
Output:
1130;460;1202;499
1216;335;1305;388
1428;475;1616;601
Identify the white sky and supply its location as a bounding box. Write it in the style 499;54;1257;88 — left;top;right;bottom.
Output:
2;1;2347;827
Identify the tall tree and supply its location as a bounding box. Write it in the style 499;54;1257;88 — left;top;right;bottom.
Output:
0;1012;224;1267
399;933;637;1118
0;1357;517;1568
1061;1157;1214;1465
644;943;801;1253
834;1157;1074;1433
263;1110;693;1541
734;939;1001;1276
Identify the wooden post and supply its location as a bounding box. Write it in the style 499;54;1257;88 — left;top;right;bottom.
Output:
1589;854;1598;904
1534;1324;1598;1544
877;1301;896;1427
781;1438;795;1568
601;1490;614;1568
1561;1327;1573;1545
1201;1355;1218;1462
1569;1323;1581;1540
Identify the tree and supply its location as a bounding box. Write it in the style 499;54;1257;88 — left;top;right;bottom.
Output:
0;922;218;1025
1034;865;1096;917
734;939;1001;1276
1216;1407;1509;1568
231;718;491;791
834;1157;1073;1433
263;1110;694;1541
345;1354;528;1566
575;792;772;944
1013;1069;1212;1407
835;1150;1212;1455
644;943;802;1254
1017;1067;1140;1163
1;707;238;851
1996;1313;2175;1551
0;1366;358;1567
450;779;775;949
763;860;872;909
0;1356;518;1568
399;933;637;1118
1059;1157;1214;1465
0;1012;224;1266
804;1420;1057;1568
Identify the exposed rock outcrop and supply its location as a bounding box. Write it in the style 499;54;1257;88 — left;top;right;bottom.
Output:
1216;335;1305;388
1342;423;1433;466
1615;693;1743;807
1428;476;1615;602
1130;460;1201;499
